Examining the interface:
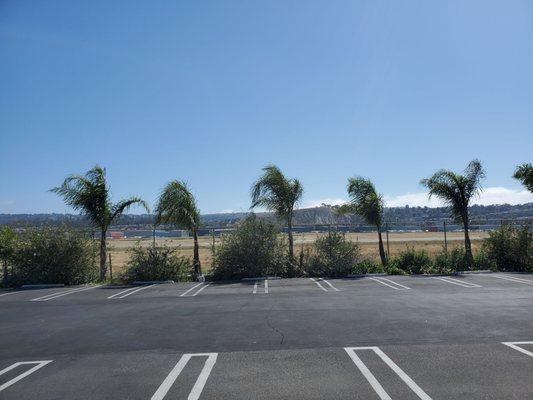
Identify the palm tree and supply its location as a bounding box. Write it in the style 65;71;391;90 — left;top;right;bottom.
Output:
336;177;387;266
251;165;303;276
156;181;202;279
421;159;485;269
52;166;148;281
513;163;533;193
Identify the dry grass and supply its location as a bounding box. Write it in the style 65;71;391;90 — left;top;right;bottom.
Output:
106;231;488;276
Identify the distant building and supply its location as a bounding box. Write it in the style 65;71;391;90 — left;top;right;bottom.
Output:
108;231;125;239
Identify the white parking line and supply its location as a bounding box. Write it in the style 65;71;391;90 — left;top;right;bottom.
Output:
345;347;432;400
502;341;533;358
310;278;328;292
30;285;102;301
180;283;211;297
0;360;53;392
369;277;411;290
309;278;339;292
0;291;20;298
433;277;482;288
491;275;533;286
252;279;269;294
151;353;218;400
321;279;339;291
108;284;155;299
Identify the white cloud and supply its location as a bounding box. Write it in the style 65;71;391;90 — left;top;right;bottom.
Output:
302;198;347;208
384;187;532;208
471;187;533;206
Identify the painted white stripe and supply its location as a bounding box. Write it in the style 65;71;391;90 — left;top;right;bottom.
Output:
151;353;217;400
30;285;101;301
107;286;139;299
344;348;391;400
0;291;20;298
310;278;328;292
369;277;410;290
188;353;218;400
492;275;533;286
345;347;432;400
434;277;482;288
502;341;533;358
0;360;53;392
181;283;211;297
111;284;154;299
180;283;204;297
321;279;340;291
253;281;258;294
378;277;411;290
264;279;269;294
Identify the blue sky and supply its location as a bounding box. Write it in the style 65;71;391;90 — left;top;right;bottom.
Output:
1;0;532;214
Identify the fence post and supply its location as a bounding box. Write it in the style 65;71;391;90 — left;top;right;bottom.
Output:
443;220;448;252
386;224;390;258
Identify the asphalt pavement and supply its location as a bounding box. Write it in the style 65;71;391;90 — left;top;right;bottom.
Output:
1;272;532;399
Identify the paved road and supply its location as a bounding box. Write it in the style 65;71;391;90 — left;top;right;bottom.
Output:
1;273;532;399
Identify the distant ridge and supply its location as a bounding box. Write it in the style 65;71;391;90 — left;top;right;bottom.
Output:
1;203;531;229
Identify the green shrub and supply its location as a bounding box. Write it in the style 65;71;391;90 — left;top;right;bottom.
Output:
121;246;192;283
351;259;385;275
212;214;288;280
386;265;406;275
483;224;532;272
388;247;432;274
473;249;495;271
305;231;361;277
10;227;98;286
0;227;18;287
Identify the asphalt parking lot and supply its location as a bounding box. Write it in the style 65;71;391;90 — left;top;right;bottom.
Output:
1;272;532;399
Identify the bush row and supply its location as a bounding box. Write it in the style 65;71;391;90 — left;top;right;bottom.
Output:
0;221;531;287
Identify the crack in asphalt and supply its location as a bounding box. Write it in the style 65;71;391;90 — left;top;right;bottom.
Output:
266;305;285;345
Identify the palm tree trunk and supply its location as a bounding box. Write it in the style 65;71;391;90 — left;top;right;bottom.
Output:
287;217;295;277
377;227;387;266
462;213;474;269
193;228;202;279
99;229;107;281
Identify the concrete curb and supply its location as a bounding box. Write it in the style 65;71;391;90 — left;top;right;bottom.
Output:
132;280;174;285
346;273;388;278
21;284;65;289
241;276;281;281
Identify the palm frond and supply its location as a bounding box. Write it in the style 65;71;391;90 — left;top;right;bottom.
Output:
250;164;303;219
513;163;533;192
50;165;110;227
110;197;149;223
345;176;383;227
421;159;485;221
155;180;200;230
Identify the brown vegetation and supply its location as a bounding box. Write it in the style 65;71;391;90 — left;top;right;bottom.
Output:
107;231;488;275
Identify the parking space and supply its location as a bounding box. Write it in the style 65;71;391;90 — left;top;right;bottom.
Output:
1;342;532;399
1;273;531;305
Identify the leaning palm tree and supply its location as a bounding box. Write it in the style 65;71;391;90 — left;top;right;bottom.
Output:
251;165;303;276
156;181;202;279
421;159;485;269
513;163;533;193
336;177;387;266
51;166;148;281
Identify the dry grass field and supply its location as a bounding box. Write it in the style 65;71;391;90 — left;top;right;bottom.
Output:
107;231;489;275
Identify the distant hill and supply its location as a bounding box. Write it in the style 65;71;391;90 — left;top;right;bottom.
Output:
1;203;531;231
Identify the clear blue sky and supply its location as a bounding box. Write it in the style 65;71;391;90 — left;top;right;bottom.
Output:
1;0;532;214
